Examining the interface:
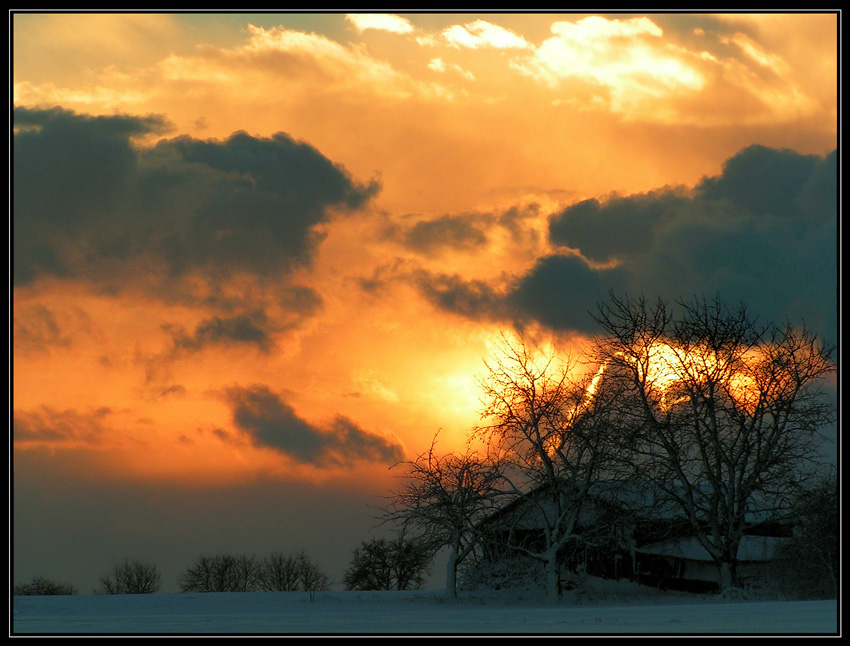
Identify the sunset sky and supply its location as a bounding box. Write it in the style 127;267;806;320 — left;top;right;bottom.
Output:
12;11;839;593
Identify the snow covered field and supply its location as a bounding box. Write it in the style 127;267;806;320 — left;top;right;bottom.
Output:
12;586;839;635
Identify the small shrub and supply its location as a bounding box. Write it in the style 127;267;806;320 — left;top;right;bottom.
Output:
96;558;161;594
14;576;78;596
260;552;304;592
260;551;331;600
300;557;332;601
178;553;262;593
343;536;431;591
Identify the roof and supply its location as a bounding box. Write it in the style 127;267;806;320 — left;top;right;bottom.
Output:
481;478;790;536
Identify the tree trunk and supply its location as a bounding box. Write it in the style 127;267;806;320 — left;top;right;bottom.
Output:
544;555;561;600
445;549;459;598
719;560;736;591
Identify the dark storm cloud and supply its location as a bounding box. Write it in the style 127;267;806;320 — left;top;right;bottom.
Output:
632;146;837;343
411;270;507;321
225;385;404;467
161;287;322;358
407;253;629;333
550;146;836;264
695;145;834;219
506;254;631;332
13;108;170;284
13;107;379;291
169;310;276;354
411;145;837;342
401;213;490;254
548;189;690;264
390;205;541;256
144;132;379;277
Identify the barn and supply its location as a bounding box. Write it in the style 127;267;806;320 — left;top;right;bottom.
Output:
473;479;793;594
631;534;791;593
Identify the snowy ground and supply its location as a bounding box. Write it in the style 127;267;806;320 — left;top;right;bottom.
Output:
12;579;839;635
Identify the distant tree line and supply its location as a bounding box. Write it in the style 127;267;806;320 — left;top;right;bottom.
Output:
13;539;434;597
14;559;163;596
13;552;332;599
177;551;331;599
174;539;433;596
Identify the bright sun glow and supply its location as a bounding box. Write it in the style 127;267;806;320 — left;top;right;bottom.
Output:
627;341;761;411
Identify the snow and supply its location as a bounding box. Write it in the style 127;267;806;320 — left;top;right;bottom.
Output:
11;580;839;635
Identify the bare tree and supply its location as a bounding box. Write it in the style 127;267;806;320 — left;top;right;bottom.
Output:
344;539;392;591
592;294;836;591
178;553;262;593
231;554;263;592
260;552;304;591
260;551;331;599
343;535;431;591
178;554;215;593
382;432;503;598
474;331;621;599
96;558;161;594
299;556;331;601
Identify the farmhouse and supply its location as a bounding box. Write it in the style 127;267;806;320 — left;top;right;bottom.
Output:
631;534;791;593
474;480;792;594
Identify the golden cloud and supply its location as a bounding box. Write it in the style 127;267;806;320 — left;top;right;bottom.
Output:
345;13;414;34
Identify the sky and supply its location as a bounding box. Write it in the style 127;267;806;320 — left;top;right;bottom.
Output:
11;11;839;594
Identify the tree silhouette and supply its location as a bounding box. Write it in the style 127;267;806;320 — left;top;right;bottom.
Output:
260;551;331;600
178;554;262;593
343;536;431;591
473;332;622;599
96;558;161;594
382;432;503;598
592;294;836;591
14;576;77;596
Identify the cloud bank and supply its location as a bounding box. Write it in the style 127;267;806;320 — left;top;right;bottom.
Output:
410;145;838;344
225;385;404;467
13;107;379;294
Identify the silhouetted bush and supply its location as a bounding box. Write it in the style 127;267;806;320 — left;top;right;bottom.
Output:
14;576;78;596
96;558;161;594
259;552;303;591
177;553;262;592
343;536;431;591
299;555;332;601
260;551;331;599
